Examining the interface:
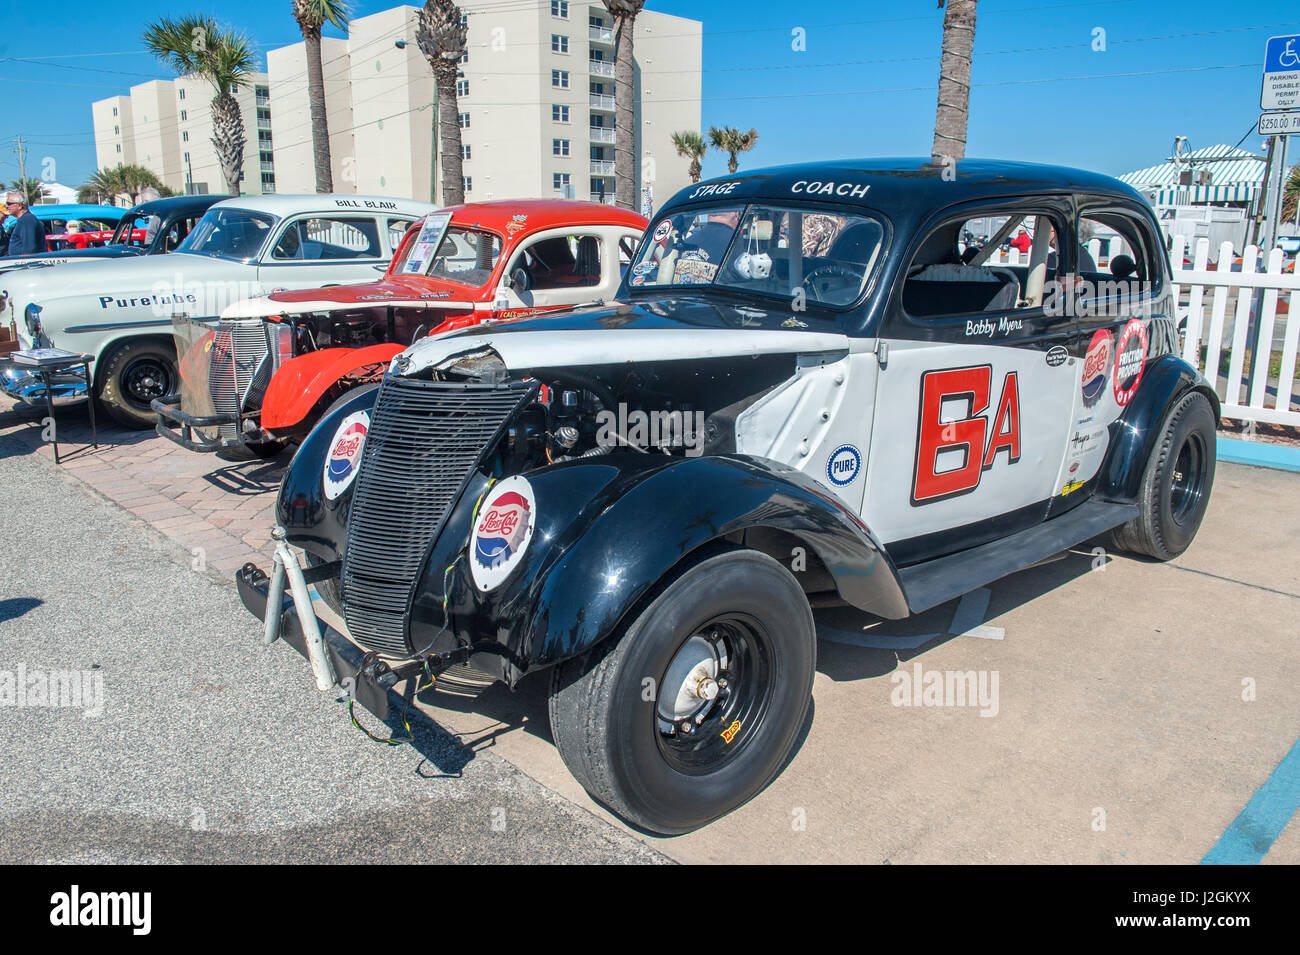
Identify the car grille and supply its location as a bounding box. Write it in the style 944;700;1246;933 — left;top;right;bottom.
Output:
341;375;537;656
208;319;273;440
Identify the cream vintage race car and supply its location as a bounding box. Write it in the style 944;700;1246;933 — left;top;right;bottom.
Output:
239;159;1216;834
0;194;435;426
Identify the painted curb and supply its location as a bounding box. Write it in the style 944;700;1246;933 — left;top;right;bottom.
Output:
1217;437;1300;473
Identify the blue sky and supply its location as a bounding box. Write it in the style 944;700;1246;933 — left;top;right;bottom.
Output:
0;0;1296;189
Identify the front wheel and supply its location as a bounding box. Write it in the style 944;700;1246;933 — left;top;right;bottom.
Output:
1110;390;1216;560
547;549;816;835
97;338;178;429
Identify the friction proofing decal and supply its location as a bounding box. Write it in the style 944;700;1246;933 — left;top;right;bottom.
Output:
322;411;370;500
470;476;536;592
1081;329;1113;408
1113;319;1148;407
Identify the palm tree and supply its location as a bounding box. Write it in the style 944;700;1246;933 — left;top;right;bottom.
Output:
602;1;646;210
930;0;978;164
117;164;167;205
671;130;707;184
292;0;351;193
143;14;255;195
78;168;126;205
8;178;49;206
708;126;758;174
1282;164;1299;226
416;0;467;206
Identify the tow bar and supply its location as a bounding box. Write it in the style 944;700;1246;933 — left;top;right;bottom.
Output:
236;530;473;724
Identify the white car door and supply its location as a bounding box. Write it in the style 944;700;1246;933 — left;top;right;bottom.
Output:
495;227;642;312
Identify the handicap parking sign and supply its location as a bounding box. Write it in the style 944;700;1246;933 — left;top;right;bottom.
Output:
1262;34;1300;110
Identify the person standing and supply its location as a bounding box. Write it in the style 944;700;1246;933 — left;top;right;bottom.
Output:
4;192;47;256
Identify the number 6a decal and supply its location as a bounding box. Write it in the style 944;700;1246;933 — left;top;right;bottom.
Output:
911;365;1021;505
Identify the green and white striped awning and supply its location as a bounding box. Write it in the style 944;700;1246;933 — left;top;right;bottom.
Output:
1150;182;1258;205
1120;144;1264;206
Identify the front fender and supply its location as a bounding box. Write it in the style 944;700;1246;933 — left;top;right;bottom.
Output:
1099;353;1219;501
276;380;380;560
262;344;402;432
409;453;907;683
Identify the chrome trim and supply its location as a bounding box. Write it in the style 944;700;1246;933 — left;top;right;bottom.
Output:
0;361;88;407
64;316;220;334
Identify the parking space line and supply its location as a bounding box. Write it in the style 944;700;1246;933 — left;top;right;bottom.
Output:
1202;738;1300;864
1168;564;1300;600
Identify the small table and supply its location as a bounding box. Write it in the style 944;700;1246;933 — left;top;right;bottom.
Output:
10;349;97;463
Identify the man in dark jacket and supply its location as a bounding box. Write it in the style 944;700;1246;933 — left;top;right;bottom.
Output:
4;192;46;256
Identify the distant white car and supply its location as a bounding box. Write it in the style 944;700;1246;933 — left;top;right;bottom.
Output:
0;194;437;427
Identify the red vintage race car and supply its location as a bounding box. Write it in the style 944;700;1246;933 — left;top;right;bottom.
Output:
154;199;647;455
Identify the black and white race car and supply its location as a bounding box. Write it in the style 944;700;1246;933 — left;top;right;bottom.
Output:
238;159;1217;834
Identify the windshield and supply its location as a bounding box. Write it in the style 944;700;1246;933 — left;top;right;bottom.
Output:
392;224;503;288
629;204;885;309
178;208;276;260
110;214;152;247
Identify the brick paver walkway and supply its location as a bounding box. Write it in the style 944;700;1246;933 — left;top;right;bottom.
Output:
0;395;282;576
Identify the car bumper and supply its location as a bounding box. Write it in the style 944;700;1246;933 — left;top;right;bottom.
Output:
0;358;89;407
152;393;268;453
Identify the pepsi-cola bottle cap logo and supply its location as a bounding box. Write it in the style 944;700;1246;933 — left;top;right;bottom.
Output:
1081;329;1113;408
322;410;370;500
469;476;536;592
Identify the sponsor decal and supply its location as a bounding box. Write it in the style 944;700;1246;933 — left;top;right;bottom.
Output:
1113;318;1148;407
1081;329;1113;408
782;317;808;329
790;180;871;198
912;366;1021;505
1060;479;1085;496
686;181;739;200
334;198;397;210
322;411;369;500
721;719;742;744
652;220;673;242
470;476;536;592
673;251;717;284
631;274;646;285
357;293;396;301
1068;460;1080;474
826;444;862;487
1045;345;1069;367
632;262;656;275
506;214;528;235
964;316;1024;337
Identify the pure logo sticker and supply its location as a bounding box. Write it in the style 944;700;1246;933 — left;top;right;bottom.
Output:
826;444;862;487
322;411;369;500
1045;344;1069;367
470;476;536;592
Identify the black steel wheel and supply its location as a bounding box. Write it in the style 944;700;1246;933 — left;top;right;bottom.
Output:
1111;389;1216;560
97;338;178;429
548;549;815;835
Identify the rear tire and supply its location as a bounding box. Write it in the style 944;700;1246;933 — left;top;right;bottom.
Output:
97;338;177;429
547;549;816;835
1110;390;1216;560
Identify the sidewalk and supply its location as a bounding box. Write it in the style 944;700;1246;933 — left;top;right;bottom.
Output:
0;396;282;577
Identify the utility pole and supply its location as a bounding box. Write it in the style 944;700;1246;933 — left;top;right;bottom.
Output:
14;134;27;187
1250;136;1276;249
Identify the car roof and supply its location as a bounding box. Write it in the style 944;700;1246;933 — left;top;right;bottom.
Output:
445;199;648;235
659;158;1149;219
208;194;439;218
28;204;125;221
123;194;230;217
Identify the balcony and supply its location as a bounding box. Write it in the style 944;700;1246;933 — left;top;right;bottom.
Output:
588;59;614;78
589;193;616;205
257;117;272;131
260;160;275;173
590;159;615;175
589;24;613;44
589;93;615;111
589;126;615;144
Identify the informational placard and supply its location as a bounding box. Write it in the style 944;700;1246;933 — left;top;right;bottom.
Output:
1259;111;1300;136
399;211;453;275
1261;34;1300;111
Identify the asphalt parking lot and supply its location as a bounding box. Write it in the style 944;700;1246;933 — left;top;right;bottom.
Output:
2;396;1297;863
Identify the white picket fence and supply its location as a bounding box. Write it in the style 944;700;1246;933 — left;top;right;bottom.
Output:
1171;236;1299;428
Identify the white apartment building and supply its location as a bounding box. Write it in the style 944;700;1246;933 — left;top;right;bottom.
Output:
91;2;701;208
92;74;275;196
262;1;702;205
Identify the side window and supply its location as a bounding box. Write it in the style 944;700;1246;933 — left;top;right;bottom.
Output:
272;216;381;260
387;217;414;252
903;211;1061;319
514;234;603;290
1077;212;1156;305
